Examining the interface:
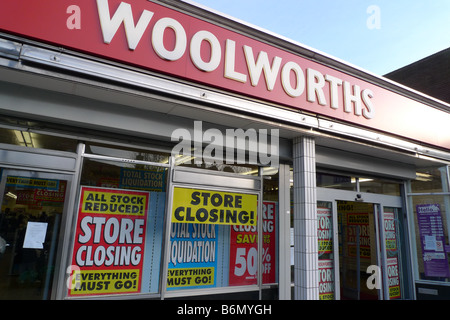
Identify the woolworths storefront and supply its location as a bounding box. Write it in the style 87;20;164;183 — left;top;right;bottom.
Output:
0;0;450;300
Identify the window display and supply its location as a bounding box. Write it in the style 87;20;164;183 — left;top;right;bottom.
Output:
67;157;168;297
167;186;278;291
167;187;259;290
408;166;450;283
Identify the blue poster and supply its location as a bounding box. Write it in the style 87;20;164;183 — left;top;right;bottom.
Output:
119;168;166;191
167;223;218;290
141;192;166;293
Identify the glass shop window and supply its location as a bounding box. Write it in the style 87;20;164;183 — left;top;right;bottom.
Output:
67;156;168;297
167;186;262;292
316;172;356;191
0;127;78;152
0;169;71;299
167;168;275;293
408;166;450;282
358;177;401;196
85;142;170;164
176;156;260;176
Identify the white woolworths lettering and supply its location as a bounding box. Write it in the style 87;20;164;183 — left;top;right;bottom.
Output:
190;30;221;72
96;0;375;119
96;0;153;50
281;61;305;97
243;45;282;91
224;39;247;83
152;17;187;61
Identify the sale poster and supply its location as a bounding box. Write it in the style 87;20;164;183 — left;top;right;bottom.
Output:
10;176;66;210
68;186;149;296
383;209;401;299
384;210;397;252
167;223;218;290
317;205;334;300
171;187;258;226
119;168;166;192
318;259;334;300
318;207;332;256
386;257;401;299
229;201;277;286
347;211;371;259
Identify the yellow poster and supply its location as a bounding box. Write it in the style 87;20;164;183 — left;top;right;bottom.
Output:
167;267;214;288
171;187;257;226
80;189;147;216
69;270;140;295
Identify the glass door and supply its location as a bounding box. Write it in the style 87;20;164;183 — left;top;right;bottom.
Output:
337;200;379;300
317;200;336;300
0;168;72;299
317;188;406;300
379;206;407;300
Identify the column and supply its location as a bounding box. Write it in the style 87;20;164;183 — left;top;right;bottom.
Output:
293;136;319;300
278;164;291;300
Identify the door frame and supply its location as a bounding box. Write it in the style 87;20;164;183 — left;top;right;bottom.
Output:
317;187;403;300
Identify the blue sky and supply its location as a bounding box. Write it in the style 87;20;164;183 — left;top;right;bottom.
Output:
187;0;450;76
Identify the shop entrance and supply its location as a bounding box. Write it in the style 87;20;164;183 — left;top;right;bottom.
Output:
317;187;408;300
0;169;72;299
337;200;379;300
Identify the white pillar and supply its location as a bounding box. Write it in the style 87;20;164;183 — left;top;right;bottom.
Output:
293;136;319;300
278;164;291;300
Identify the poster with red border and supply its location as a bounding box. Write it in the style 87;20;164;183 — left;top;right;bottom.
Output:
68;186;149;296
318;207;332;255
318;259;334;300
229;201;276;286
386;257;401;299
384;209;401;299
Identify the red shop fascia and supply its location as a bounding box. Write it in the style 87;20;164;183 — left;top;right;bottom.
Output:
1;0;449;151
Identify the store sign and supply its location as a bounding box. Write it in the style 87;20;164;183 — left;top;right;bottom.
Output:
68;186;149;296
171;187;257;226
1;0;450;149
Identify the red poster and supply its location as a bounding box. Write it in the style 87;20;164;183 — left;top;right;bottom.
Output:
318;260;334;300
386;257;401;299
384;209;401;299
229;201;276;285
68;186;149;296
318;207;332;255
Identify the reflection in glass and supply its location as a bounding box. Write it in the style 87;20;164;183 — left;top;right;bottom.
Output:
0;173;68;299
